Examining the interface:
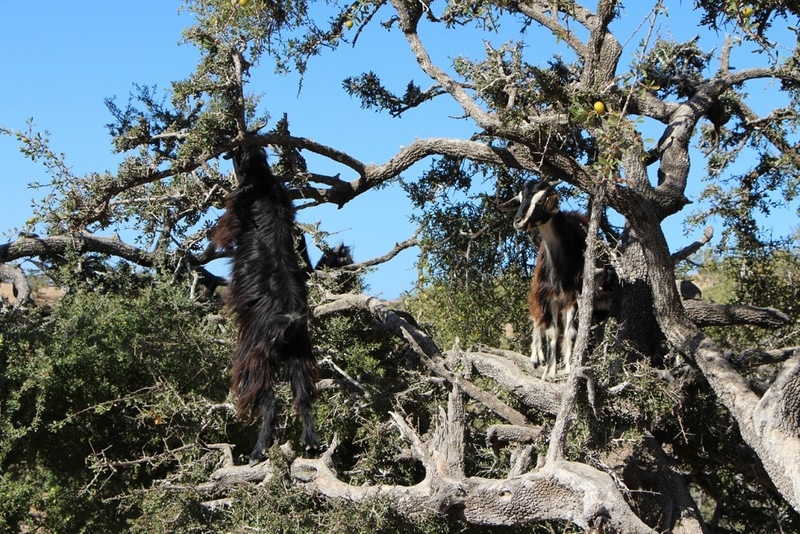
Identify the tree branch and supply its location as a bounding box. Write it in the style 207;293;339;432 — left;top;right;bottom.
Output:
273;135;542;207
461;350;562;415
0;234;154;267
289;374;653;532
671;226;713;265
731;346;800;368
313;293;532;427
683;299;790;328
622;191;800;513
0;262;33;308
0;233;226;291
546;181;606;464
388;0;501;133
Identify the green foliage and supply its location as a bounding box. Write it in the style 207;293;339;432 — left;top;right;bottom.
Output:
343;72;443;117
405;165;533;351
693;0;800;54
130;475;455;533
0;281;232;531
311;305;440;486
689;245;800;353
638;37;711;99
409;273;530;351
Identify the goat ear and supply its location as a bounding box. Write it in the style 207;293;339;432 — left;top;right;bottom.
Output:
544;191;561;213
223;145;242;161
498;192;522;212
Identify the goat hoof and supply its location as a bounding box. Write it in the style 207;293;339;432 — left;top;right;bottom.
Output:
248;450;267;467
304;442;325;458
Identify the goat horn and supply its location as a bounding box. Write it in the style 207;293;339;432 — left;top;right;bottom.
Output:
498;192;522;211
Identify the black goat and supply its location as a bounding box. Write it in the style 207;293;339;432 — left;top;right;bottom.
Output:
502;180;589;379
315;243;354;271
313;243;359;293
212;145;318;463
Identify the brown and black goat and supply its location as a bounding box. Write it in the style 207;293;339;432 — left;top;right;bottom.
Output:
502;180;614;379
212;144;318;464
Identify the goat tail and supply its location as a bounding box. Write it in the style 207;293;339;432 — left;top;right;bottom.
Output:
230;341;273;425
211;207;240;251
230;314;318;424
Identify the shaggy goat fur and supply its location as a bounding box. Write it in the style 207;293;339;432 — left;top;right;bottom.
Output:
503;180;616;379
212;145;318;463
503;180;587;379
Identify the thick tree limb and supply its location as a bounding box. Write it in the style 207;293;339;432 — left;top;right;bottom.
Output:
682;299;790;328
618;186;800;513
752;355;800;505
291;426;463;519
0;233;226;292
272;135;541;207
0;234;154;267
461;350;562;415
198;451;274;493
430;384;467;480
0;263;32;308
600;435;707;533
290;386;653;532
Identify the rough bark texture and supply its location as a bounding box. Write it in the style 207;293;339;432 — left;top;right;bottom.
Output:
682;299;790;328
602;435;707;533
462;351;562;415
289;379;654;533
618;191;800;513
0;263;32;308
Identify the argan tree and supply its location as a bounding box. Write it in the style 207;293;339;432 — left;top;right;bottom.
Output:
2;1;800;532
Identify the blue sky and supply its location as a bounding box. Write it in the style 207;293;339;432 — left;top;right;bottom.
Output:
1;2;797;298
1;1;489;298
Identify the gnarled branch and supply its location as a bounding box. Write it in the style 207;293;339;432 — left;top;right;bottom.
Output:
683;299;790;329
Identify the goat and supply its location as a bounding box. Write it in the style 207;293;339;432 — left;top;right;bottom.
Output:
212;144;318;463
313;243;359;293
314;243;354;271
501;180;589;379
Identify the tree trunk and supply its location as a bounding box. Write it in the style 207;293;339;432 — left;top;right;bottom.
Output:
615;226;663;363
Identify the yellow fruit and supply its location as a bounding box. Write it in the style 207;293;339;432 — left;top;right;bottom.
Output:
344;19;354;29
238;0;249;6
742;5;754;17
593;101;606;114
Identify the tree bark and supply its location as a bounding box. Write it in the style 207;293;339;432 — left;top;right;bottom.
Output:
290;381;655;533
617;186;800;513
601;435;707;533
682;299;790;328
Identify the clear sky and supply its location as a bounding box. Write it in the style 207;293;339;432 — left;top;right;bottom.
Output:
0;1;437;298
2;2;797;299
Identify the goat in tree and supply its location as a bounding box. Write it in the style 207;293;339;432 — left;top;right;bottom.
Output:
314;243;354;271
212;144;318;464
313;243;359;293
502;180;590;379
